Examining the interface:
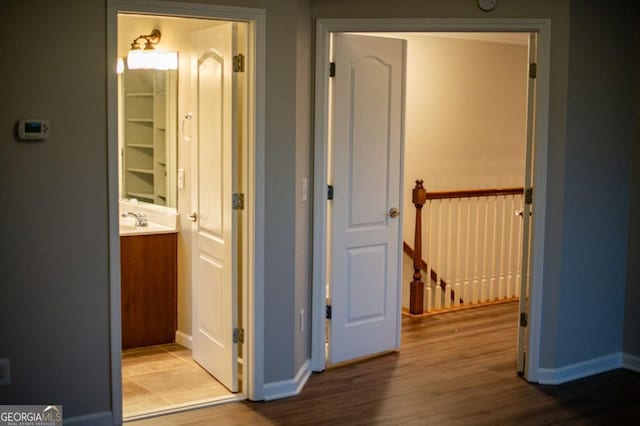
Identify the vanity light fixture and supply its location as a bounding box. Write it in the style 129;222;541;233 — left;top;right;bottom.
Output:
127;29;177;70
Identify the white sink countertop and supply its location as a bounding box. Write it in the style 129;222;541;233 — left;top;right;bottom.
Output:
119;199;179;236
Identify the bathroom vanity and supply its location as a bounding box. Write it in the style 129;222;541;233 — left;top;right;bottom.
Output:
119;200;179;350
121;231;177;349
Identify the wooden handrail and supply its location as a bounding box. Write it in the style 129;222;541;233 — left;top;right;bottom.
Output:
426;187;524;200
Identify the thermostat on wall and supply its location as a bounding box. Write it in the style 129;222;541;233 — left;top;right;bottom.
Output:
16;119;50;141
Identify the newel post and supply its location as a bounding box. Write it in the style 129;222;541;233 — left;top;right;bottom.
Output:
410;180;427;315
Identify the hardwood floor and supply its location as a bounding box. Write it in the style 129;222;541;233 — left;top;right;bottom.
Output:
131;303;640;425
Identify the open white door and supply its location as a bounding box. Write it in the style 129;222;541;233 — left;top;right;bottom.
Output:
517;32;538;376
191;23;239;392
328;34;406;364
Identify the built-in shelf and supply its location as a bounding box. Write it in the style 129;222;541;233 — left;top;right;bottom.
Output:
127;168;154;175
127;118;154;123
126;191;154;200
126;92;154;97
127;144;154;149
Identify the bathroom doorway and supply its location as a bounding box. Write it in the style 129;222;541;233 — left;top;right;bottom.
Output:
108;1;265;422
117;13;246;420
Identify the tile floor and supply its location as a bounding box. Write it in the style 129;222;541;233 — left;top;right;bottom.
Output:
122;343;232;418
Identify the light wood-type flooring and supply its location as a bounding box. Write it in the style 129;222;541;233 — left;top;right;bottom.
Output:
131;303;640;425
123;344;232;419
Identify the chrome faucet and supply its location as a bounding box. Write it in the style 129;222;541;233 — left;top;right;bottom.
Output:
121;212;148;227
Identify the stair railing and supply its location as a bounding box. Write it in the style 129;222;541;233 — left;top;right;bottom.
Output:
408;181;524;314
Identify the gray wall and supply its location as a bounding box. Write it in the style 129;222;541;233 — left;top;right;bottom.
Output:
552;0;634;366
0;0;111;417
624;3;640;357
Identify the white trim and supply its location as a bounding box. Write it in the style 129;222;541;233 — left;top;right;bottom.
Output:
263;359;312;401
107;2;267;423
622;352;640;373
175;330;193;349
537;353;622;385
312;18;551;381
64;411;113;425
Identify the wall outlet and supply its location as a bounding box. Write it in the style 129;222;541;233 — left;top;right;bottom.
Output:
300;309;305;334
0;358;10;386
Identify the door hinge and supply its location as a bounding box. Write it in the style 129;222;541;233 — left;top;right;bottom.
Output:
520;312;528;327
327;185;334;200
233;327;244;344
525;188;533;205
233;193;245;210
529;62;537;79
326;305;332;320
329;62;336;78
233;54;245;73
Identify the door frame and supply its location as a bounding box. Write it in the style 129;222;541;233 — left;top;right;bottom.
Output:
312;18;551;382
107;0;266;421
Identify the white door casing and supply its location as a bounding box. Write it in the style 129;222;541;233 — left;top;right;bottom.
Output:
328;34;406;364
191;23;238;392
517;32;538;376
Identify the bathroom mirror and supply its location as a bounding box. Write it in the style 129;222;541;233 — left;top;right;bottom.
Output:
118;63;178;208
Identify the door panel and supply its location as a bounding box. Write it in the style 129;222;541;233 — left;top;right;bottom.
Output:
329;34;406;364
191;23;238;392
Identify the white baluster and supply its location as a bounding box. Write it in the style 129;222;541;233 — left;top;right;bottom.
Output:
435;283;442;310
507;195;516;297
425;198;432;280
436;200;442;294
489;196;498;301
498;196;507;299
425;284;432;313
445;199;452;309
473;198;481;304
454;198;462;307
516;194;524;297
481;198;489;302
464;197;472;305
444;283;451;309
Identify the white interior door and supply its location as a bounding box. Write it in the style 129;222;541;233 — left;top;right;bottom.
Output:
517;32;538;376
191;23;238;392
328;34;406;364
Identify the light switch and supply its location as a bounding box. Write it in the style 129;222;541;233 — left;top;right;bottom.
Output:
301;178;308;203
178;168;185;189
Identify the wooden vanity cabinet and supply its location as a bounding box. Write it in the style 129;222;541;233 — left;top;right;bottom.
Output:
121;233;177;349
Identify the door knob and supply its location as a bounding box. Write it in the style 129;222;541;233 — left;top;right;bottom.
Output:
388;207;400;218
188;212;198;222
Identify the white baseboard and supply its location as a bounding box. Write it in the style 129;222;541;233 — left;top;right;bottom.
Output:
622;352;640;373
537;352;622;385
263;358;311;401
64;411;113;425
175;330;193;349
